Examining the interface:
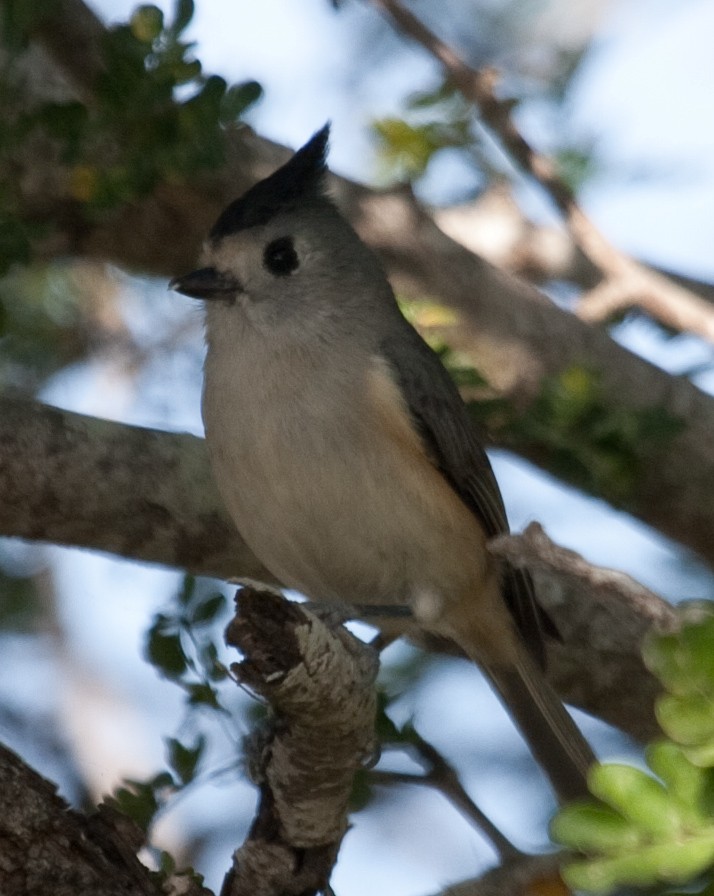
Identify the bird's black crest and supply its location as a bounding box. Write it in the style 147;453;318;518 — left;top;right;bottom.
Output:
210;124;331;240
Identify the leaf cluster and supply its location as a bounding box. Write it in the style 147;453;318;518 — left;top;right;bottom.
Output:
552;602;714;895
144;574;228;710
0;0;263;271
104;575;231;836
372;74;598;197
373;81;473;181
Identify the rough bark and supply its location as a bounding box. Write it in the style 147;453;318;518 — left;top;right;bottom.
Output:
0;396;272;581
0;593;571;896
222;588;378;896
0;743;210;896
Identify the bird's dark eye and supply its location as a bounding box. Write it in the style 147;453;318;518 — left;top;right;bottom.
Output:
263;236;299;276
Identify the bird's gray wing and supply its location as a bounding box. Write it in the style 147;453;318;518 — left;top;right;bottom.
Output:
380;320;552;665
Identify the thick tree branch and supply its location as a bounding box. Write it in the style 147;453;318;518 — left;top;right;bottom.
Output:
0;743;211;896
0;396;272;582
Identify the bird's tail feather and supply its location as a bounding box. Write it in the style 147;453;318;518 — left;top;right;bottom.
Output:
482;647;595;804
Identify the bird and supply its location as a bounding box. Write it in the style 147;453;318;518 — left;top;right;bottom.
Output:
171;124;595;803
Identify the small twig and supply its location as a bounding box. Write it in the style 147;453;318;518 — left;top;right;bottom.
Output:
367;0;605;250
577;269;714;340
368;0;714;343
435;852;567;896
373;730;521;860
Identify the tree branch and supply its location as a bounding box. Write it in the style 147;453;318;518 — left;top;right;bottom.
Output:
434;854;566;896
222;587;378;896
375;731;522;860
577;268;714;341
436;188;714;310
367;0;714;343
0;743;212;896
0;396;272;582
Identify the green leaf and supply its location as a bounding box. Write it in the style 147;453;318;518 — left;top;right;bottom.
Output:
166;735;205;785
554;146;597;192
220;80;263;123
644;630;696;695
173;0;194;33
158;850;177;875
644;608;714;697
588;763;686;837
373;116;470;179
198;74;227;105
200;641;228;680
130;5;164;43
150;770;176;790
108;781;160;832
177;574;196;607
190;592;226;625
683;742;714;769
145;627;187;678
185;682;221;709
550;802;642;855
563;834;714;894
171;58;202;86
657;694;714;748
646;740;714;819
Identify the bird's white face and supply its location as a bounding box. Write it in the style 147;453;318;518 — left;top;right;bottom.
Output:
199;211;330;328
196;201;394;348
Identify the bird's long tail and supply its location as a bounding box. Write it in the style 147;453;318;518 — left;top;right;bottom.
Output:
482;646;595;804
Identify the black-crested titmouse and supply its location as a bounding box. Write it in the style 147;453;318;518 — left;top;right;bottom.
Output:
171;125;595;802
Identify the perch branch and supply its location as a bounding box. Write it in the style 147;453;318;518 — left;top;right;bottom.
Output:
221;587;378;896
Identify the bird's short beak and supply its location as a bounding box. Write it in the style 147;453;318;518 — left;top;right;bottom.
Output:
169;267;242;300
